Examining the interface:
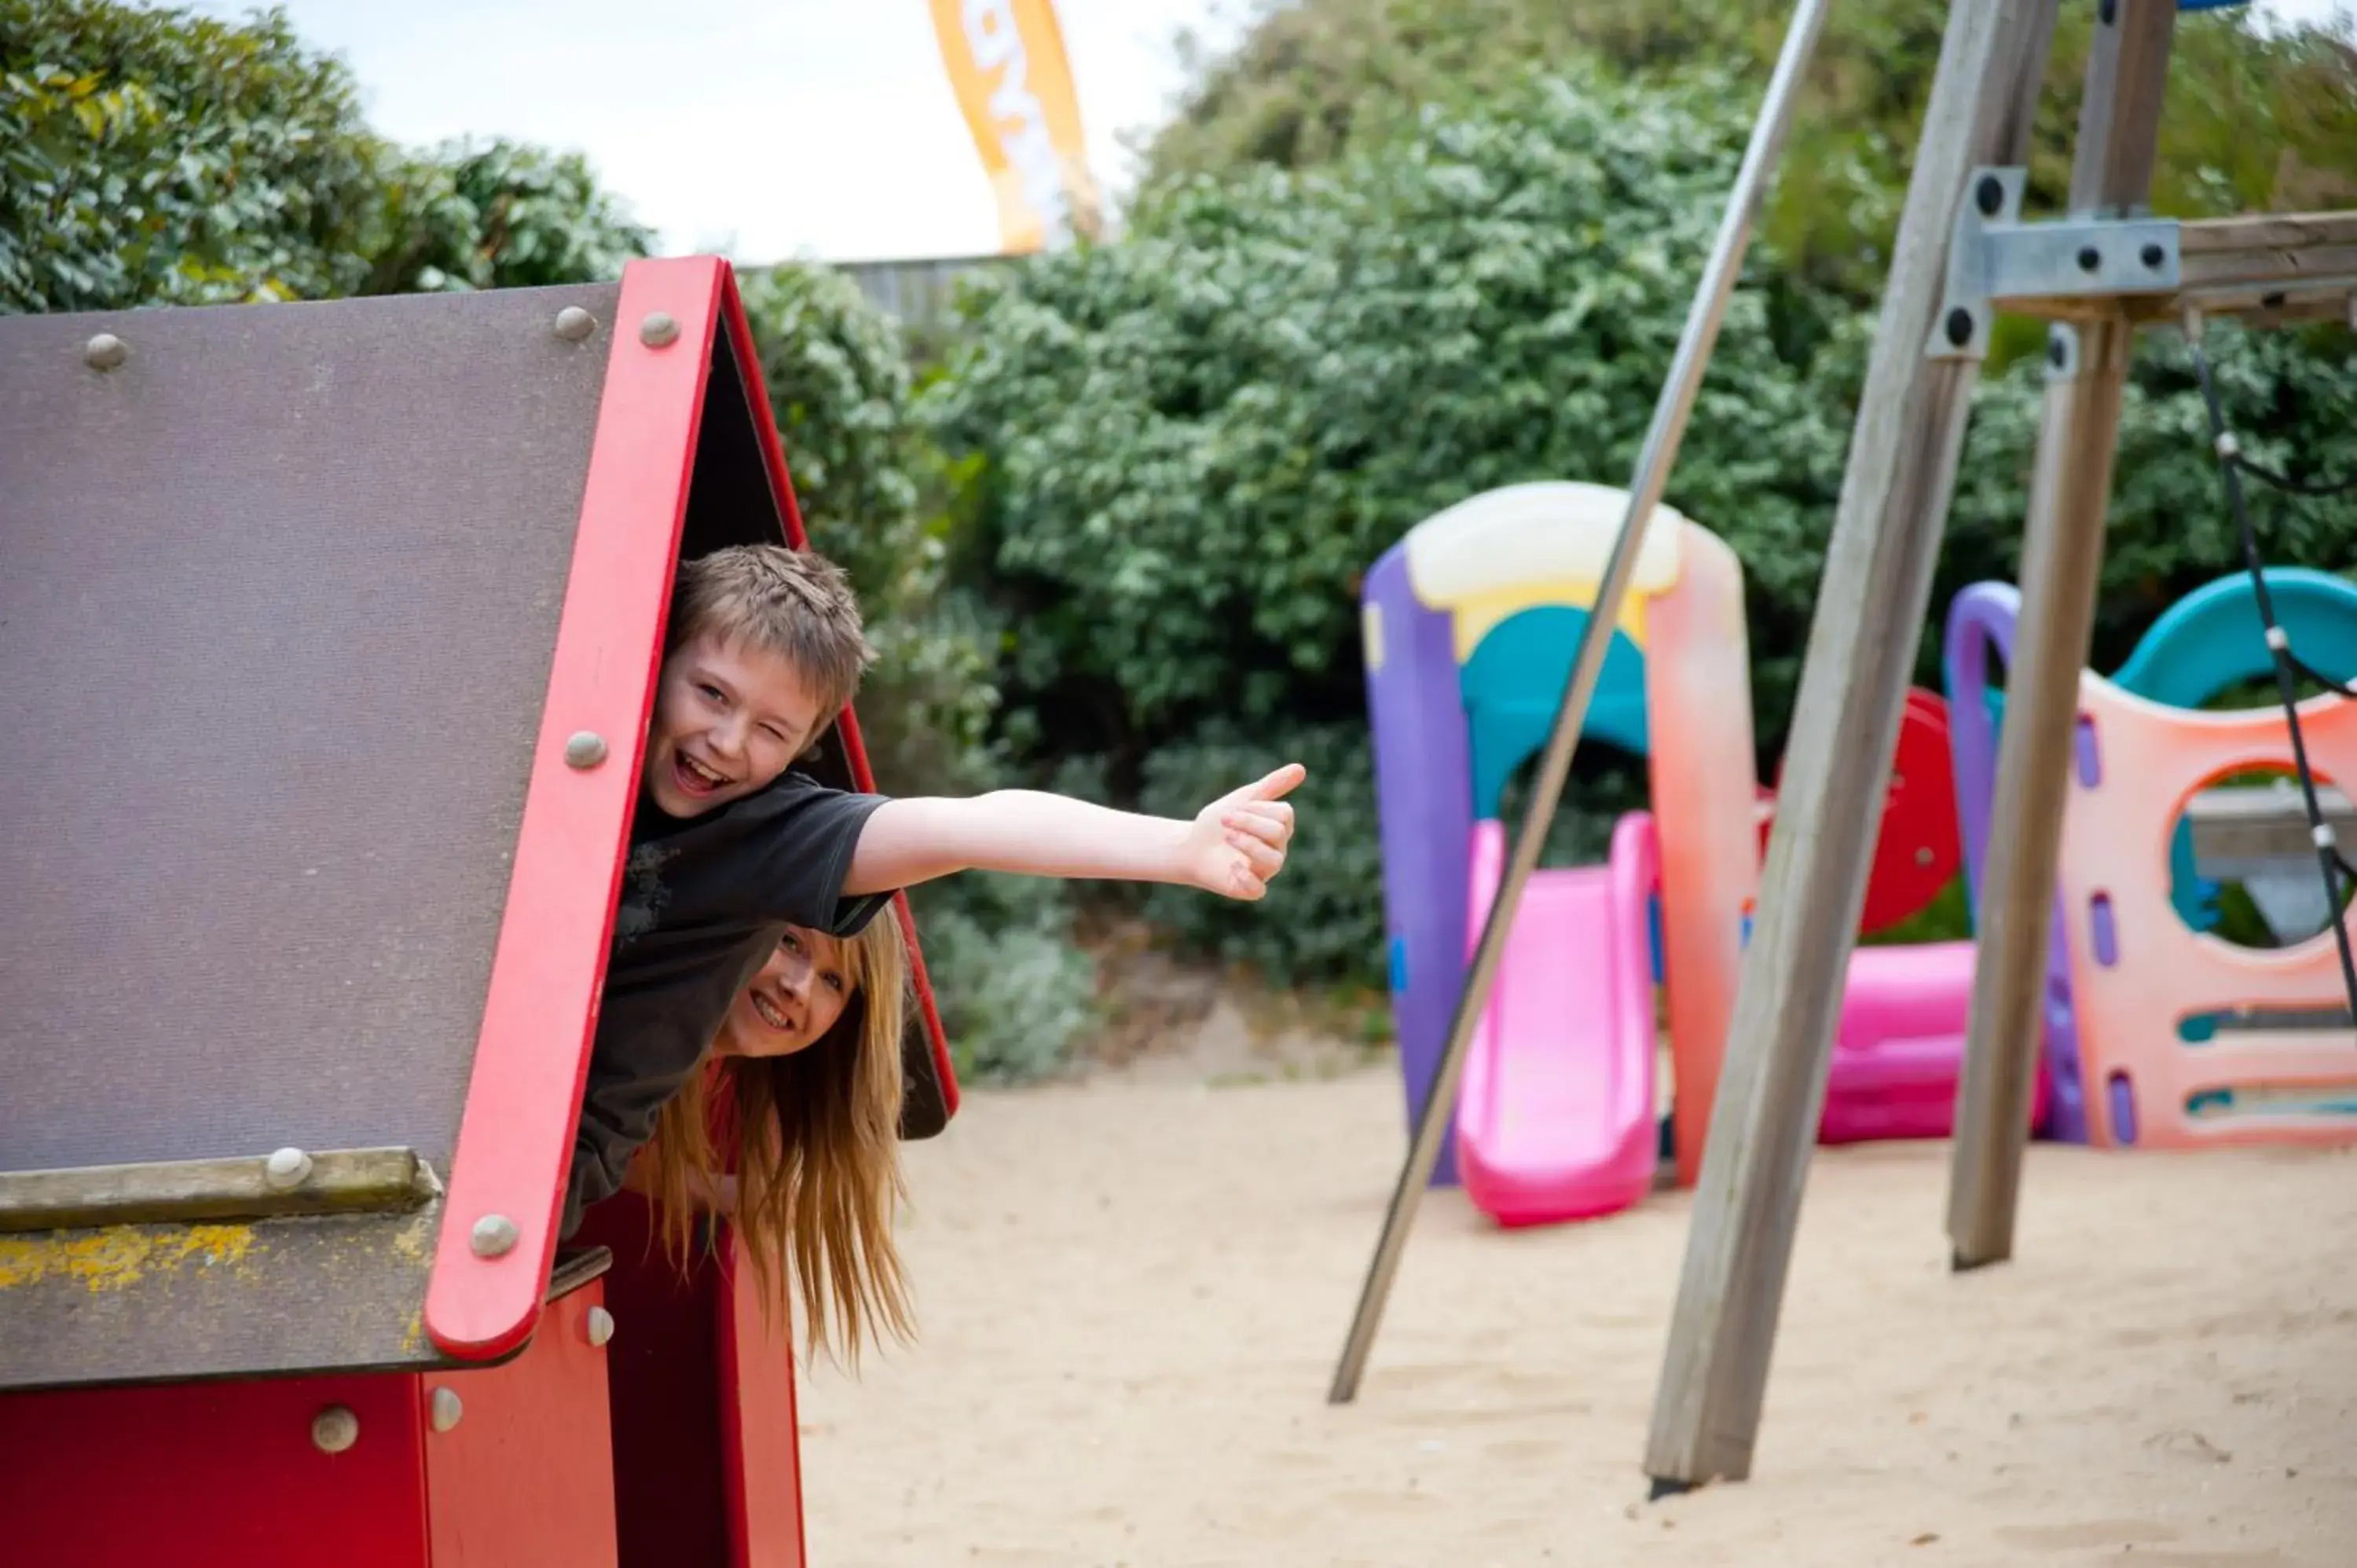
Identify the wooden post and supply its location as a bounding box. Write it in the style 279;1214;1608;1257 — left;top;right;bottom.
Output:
1640;0;2062;1493
1948;0;2179;1269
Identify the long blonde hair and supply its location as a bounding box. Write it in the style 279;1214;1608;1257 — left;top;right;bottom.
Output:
643;913;915;1365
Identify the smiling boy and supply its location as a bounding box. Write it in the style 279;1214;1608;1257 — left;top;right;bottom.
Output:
563;545;1303;1236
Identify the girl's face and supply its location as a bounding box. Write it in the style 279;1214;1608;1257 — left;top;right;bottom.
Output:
717;926;854;1059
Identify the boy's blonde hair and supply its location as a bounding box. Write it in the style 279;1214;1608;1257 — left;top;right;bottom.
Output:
668;545;874;720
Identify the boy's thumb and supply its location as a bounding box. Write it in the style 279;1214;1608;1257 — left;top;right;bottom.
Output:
1246;762;1308;801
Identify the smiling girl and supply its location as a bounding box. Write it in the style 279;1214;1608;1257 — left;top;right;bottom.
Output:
629;914;915;1363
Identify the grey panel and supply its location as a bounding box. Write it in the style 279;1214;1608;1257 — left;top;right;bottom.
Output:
0;283;618;1180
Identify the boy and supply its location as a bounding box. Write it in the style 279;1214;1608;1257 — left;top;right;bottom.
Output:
563;544;1302;1236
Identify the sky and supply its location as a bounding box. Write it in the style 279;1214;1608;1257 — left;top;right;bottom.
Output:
185;0;2352;267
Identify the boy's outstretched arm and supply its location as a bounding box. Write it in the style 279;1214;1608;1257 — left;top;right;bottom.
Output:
844;764;1306;899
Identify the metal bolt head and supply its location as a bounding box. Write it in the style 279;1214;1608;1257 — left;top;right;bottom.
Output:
2139;242;2165;270
470;1213;520;1258
585;1306;616;1348
83;333;128;372
428;1387;464;1433
311;1405;360;1454
563;730;609;769
2047;332;2068;369
262;1146;313;1190
1943;307;1974;348
2076;246;2101;273
554;305;597;341
639;311;680;348
1974;175;2003;217
2098;0;2117;24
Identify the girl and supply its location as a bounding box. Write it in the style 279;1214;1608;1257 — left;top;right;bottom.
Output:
628;915;915;1365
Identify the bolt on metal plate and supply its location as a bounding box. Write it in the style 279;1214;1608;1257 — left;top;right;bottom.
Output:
262;1146;313;1190
83;334;128;372
563;731;609;769
471;1213;519;1258
553;306;597;342
639;311;680;348
311;1405;360;1453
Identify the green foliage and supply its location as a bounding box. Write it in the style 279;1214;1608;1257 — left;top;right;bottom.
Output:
365;138;654;295
0;2;656;314
928;67;1854;770
1146;0;2357;302
912;872;1102;1085
1127;721;1384;984
928;51;2356;988
2;0;390;310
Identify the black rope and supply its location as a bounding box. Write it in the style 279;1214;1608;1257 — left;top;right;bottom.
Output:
2234;455;2357;500
2183;321;2357;1031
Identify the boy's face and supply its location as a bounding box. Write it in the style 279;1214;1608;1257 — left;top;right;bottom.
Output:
643;632;828;818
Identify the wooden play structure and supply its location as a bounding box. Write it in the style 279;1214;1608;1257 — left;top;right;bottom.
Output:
1329;0;2357;1501
0;259;960;1565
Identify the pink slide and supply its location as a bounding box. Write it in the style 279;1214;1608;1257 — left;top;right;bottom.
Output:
1453;815;1661;1226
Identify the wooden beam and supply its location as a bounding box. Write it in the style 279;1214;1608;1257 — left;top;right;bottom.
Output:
0;1147;434;1233
2188;783;2357;863
1999;211;2357;324
1640;0;2066;1495
1947;0;2177;1273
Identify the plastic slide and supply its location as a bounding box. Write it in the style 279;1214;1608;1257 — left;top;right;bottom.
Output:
1453;815;1661;1226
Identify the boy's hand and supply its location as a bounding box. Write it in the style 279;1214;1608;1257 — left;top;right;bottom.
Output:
1186;764;1307;900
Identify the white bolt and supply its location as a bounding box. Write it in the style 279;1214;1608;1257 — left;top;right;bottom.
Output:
554;305;597;341
2315;824;2337;852
2266;626;2290;651
2215;430;2242;462
262;1147;313;1190
83;333;128;371
311;1405;360;1454
585;1306;616;1348
470;1214;519;1258
639;311;680;348
563;731;609;769
428;1387;464;1433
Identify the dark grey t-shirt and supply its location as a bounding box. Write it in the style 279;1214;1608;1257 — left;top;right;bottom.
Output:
559;770;892;1237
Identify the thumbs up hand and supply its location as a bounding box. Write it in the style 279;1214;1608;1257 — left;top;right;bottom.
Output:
1185;764;1307;900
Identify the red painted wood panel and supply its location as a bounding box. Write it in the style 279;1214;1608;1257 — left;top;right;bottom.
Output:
0;1372;428;1567
424;1288;619;1566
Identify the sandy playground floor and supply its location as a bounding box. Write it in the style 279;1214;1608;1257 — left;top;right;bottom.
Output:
800;1051;2357;1566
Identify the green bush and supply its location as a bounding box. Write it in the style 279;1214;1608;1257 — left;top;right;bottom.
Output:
364;138;654;295
2;0;390;311
0;2;658;314
1125;721;1383;984
926;66;1856;772
1145;0;2357;303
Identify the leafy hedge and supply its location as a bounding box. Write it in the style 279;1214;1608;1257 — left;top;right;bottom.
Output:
926;64;2357;991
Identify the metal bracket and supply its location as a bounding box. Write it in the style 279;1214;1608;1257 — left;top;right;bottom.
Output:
1930;167;2181;359
0;1146;438;1233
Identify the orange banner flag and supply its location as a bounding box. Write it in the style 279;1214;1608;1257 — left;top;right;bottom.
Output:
928;0;1102;254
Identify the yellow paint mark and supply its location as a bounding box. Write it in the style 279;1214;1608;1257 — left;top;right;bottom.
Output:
390;1213;433;1262
0;1223;257;1294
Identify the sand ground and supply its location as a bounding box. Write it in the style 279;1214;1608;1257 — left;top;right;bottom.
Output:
799;1059;2357;1566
